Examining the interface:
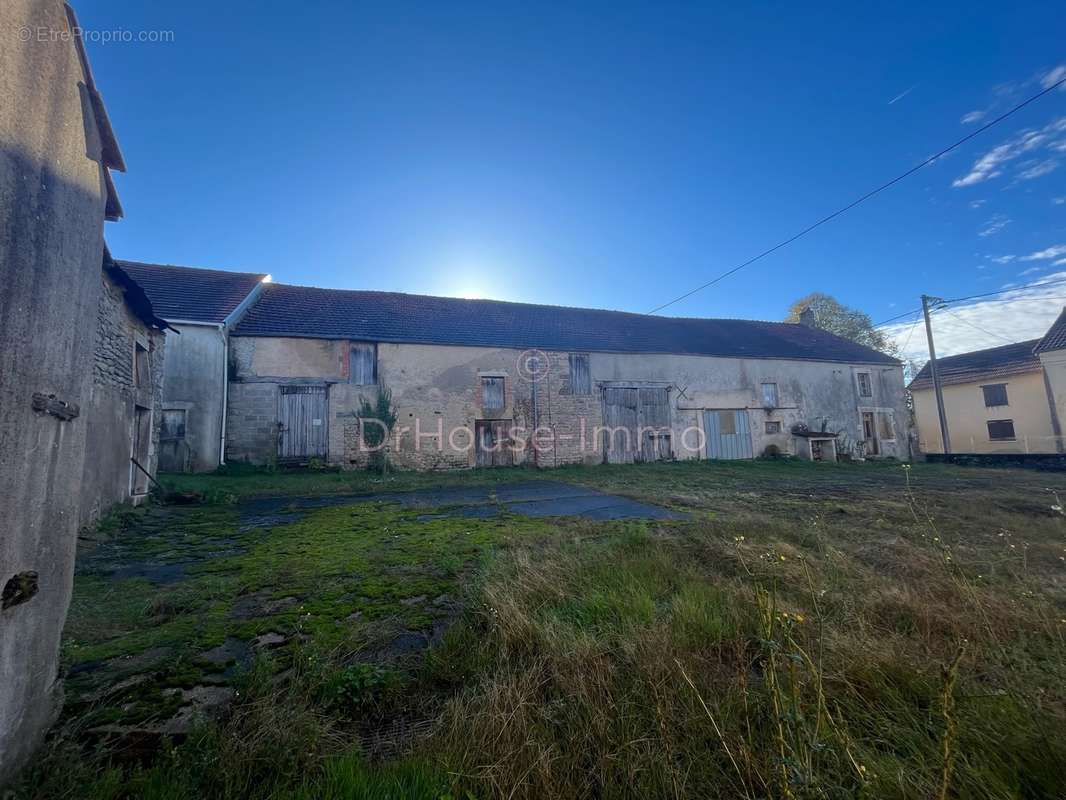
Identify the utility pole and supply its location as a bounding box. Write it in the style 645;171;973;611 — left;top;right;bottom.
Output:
921;294;951;454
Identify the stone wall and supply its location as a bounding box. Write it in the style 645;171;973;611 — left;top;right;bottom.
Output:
226;382;281;464
80;273;166;524
227;336;911;470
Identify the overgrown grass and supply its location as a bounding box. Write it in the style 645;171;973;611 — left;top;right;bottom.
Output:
18;460;1066;798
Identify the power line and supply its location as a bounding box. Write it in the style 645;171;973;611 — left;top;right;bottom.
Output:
875;276;1066;328
936;306;1014;344
941;276;1066;305
898;309;924;353
646;75;1066;316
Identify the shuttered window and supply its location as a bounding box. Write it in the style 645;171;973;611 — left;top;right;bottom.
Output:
765;420;781;434
877;411;895;441
982;383;1008;407
987;419;1015;440
134;341;150;389
349;343;377;385
482;376;505;411
761;382;779;407
161;409;186;440
569;354;591;395
857;372;872;397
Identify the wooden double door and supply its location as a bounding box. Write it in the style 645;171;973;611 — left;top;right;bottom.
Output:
602;387;672;464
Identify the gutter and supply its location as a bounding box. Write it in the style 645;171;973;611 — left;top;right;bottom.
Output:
217;279;269;466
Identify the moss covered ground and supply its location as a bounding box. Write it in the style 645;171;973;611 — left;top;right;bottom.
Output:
15;459;1066;799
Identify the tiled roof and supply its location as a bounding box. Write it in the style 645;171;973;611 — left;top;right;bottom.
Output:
908;339;1042;390
116;261;266;324
232;283;900;365
1034;307;1066;354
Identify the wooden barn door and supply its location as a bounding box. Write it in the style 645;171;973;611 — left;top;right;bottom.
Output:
603;387;639;463
703;409;754;460
475;420;513;467
278;386;328;462
602;387;672;464
638;388;672;461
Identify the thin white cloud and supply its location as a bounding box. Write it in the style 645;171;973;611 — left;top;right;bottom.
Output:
1017;158;1059;180
988;255;1015;264
961;110;987;125
969;199;987;209
1020;244;1066;261
1020;266;1042;275
1055;258;1066;266
881;270;1066;360
1040;64;1066;90
889;85;916;105
952;117;1066;187
978;214;1011;237
1053;196;1066;205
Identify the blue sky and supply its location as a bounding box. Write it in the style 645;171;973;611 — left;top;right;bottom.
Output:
79;1;1066;356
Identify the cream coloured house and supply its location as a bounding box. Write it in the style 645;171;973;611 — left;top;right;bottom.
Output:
910;311;1066;454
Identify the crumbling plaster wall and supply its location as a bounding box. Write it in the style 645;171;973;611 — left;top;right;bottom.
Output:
158;323;225;472
226;336;910;468
0;0;114;783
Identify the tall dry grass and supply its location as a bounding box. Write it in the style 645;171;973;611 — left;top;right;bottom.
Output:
431;494;1066;799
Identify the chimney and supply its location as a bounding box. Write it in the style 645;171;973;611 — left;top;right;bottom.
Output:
799;305;816;328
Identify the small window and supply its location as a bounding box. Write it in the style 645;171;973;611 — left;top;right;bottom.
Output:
161;409;187;440
765;420;781;434
987;419;1016;441
982;383;1008;408
857;372;872;398
718;410;737;435
481;376;505;411
761;382;779;408
569;354;591;395
349;342;377;385
134;341;150;389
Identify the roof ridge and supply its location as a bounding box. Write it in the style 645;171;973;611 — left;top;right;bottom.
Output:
116;259;267;280
263;281;795;327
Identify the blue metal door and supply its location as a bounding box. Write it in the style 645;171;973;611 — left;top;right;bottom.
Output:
704;409;753;460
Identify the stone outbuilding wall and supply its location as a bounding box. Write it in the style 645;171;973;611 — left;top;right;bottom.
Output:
80;272;166;523
226;335;911;470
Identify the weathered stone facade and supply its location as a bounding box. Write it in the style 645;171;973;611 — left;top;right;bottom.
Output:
226;336;911;470
80;272;166;523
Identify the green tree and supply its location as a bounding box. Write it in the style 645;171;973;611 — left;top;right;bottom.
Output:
785;293;898;355
356;386;398;475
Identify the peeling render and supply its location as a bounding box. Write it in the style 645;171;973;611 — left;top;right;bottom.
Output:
226;336;911;469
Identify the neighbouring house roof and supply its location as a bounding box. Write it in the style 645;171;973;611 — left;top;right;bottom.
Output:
1034;307;1066;354
232;283;900;365
908;339;1042;390
102;251;172;332
117;261;267;324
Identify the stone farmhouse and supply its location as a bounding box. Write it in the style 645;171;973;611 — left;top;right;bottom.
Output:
128;267;912;470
